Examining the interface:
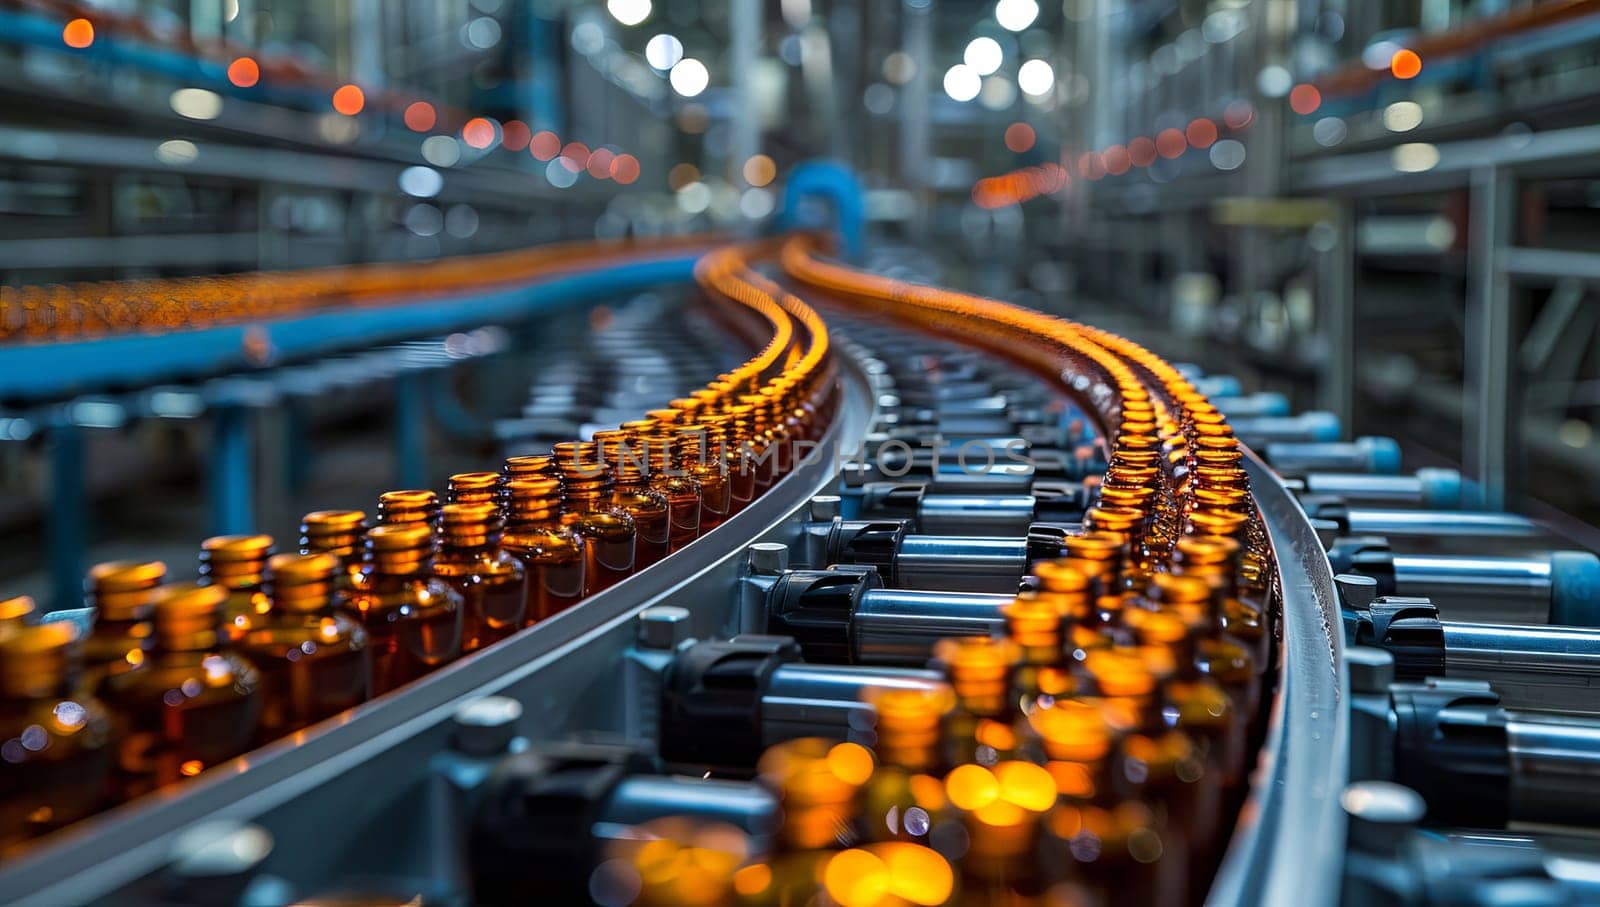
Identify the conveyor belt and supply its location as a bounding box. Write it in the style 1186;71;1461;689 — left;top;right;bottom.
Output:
2;234;1599;906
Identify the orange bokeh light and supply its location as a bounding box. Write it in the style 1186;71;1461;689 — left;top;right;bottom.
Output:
501;120;531;151
1289;83;1322;115
530;131;561;161
462;117;498;149
332;84;365;116
403;101;436;132
1185;117;1219;148
1103;144;1131;175
587;147;616;179
62;18;94;49
1156;128;1187;158
1004;122;1036;153
560;142;590;172
1128;136;1157;167
228;57;260;88
611;154;641;184
1391;49;1422;80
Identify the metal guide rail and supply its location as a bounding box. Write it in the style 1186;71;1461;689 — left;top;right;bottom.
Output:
4;240;1600;906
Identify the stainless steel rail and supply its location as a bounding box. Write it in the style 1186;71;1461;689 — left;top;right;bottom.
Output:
1207;449;1349;907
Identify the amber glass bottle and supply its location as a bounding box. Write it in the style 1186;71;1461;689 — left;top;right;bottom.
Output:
502;454;558;481
933;635;1022;768
100;583;262;796
722;404;761;509
0;622;112;851
859;685;956;846
300;510;368;591
0;596;34;628
607;456;670;571
237;553;370;743
446;471;503;506
346;525;463;695
436;502;527;652
83;560;165;695
376;489;441;534
674;424;730;532
553;443;636;593
630;431;699;553
501;477;584;622
197;534;274;641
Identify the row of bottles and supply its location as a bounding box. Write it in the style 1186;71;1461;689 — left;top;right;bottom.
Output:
0;264;837;852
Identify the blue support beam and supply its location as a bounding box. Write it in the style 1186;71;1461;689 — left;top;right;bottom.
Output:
209;405;255;536
46;424;85;612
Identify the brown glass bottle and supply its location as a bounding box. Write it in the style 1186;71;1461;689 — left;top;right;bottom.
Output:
0;596;34;629
554;446;636;593
198;534;274;642
100;583;262;797
376;489;441;533
83;560;165;697
237;553;370;744
447;471;502;505
675;425;730;532
932;635;1022;768
346;524;463;695
300;510;368;592
860;685;956;846
501;477;585;622
718;406;760;513
502;454;558;481
0;622;113;852
609;460;670;570
435;502;527;652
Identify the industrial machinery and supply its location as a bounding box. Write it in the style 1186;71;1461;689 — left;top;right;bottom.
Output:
0;229;1597;907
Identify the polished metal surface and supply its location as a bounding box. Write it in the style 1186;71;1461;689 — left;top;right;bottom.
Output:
1396;553;1552;623
1207;448;1348;907
917;494;1036;536
761;663;946;747
1444;623;1600;713
1350;509;1542;542
852;590;1011;665
1507;713;1600;829
894;535;1027;592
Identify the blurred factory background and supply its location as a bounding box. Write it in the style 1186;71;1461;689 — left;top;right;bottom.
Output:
4;0;1600;606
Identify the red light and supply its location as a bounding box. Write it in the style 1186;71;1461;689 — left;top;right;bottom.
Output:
1128;136;1157;167
501;120;531;152
1156;128;1187;158
1185;118;1219;149
1390;49;1422;80
462;117;498;149
1223;100;1255;130
1289;84;1322;115
62;18;94;49
1004;123;1036;153
611;154;641;185
1103;144;1131;176
561;142;590;171
403;102;436;132
530;131;561;161
332;84;365;116
587;148;616;179
228;57;260;88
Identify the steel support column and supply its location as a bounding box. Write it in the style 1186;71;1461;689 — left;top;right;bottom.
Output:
1465;167;1516;511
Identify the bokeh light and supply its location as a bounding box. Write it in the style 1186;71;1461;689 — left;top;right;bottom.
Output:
62;19;94;49
1004;122;1036;153
332;84;365;116
227;57;260;88
1391;48;1422;79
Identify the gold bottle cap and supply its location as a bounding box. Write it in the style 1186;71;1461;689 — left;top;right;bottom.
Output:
0;621;81;699
154;582;230;651
1174;535;1241;567
0;596;36;627
199;535;274;590
87;559;167;620
1086;506;1145;533
267;552;339;613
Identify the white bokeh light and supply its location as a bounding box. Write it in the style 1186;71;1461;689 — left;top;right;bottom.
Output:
944;64;981;102
670;58;709;97
964;37;1003;76
645;33;683;70
607;0;651;27
995;0;1039;32
1018;59;1054;96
